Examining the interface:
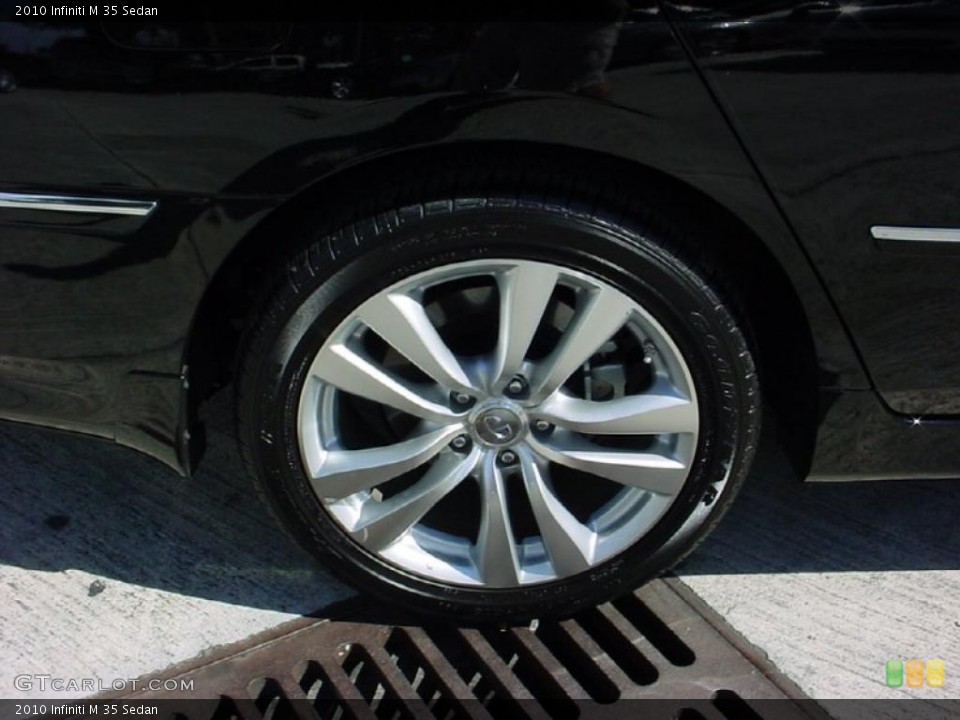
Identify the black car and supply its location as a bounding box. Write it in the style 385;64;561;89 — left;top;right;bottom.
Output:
2;4;960;620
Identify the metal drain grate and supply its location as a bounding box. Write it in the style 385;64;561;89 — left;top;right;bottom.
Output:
114;578;830;720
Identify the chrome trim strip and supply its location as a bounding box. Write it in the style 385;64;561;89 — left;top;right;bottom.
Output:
871;226;960;243
0;192;156;217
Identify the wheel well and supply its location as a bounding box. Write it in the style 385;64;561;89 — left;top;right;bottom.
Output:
186;141;818;476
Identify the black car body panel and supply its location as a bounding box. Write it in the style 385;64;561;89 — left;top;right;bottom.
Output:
666;1;960;416
0;6;958;480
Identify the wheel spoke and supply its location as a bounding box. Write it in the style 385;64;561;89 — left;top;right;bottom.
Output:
519;451;594;576
310;426;463;500
492;264;559;390
537;391;698;435
357;292;476;393
300;258;703;588
530;286;634;401
349;449;480;552
312;343;455;424
528;433;688;495
475;452;522;587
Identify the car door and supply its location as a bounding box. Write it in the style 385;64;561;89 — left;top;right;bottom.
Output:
664;0;960;415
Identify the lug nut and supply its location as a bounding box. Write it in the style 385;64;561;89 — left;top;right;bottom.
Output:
505;376;527;396
499;450;518;466
451;435;469;450
534;419;552;433
451;392;473;406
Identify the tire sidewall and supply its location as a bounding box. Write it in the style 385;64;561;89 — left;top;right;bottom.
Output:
243;204;755;620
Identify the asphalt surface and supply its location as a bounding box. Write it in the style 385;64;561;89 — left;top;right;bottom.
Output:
1;397;958;717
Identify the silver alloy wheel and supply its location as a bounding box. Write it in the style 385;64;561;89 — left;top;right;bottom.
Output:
297;259;699;588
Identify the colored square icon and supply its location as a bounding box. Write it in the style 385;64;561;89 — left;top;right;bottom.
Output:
927;659;945;688
906;659;925;688
885;659;904;687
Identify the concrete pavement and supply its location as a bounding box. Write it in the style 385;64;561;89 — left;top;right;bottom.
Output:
0;403;957;715
676;423;960;718
0;397;352;699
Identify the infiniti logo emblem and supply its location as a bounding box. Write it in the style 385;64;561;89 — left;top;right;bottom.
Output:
482;414;515;441
473;406;524;447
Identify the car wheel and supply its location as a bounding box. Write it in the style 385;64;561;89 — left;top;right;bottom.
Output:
237;186;760;621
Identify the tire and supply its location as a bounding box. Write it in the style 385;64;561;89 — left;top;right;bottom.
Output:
236;174;760;622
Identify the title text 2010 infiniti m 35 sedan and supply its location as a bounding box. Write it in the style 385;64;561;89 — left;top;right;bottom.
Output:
2;4;960;619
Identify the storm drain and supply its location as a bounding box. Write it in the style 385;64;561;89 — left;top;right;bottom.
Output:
118;578;830;720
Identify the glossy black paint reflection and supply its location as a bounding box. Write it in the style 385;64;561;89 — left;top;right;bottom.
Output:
810;389;960;481
666;1;960;415
0;10;955;479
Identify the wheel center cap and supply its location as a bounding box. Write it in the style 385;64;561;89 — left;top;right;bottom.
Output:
471;404;525;447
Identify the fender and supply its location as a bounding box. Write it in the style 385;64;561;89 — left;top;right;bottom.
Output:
0;16;868;475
